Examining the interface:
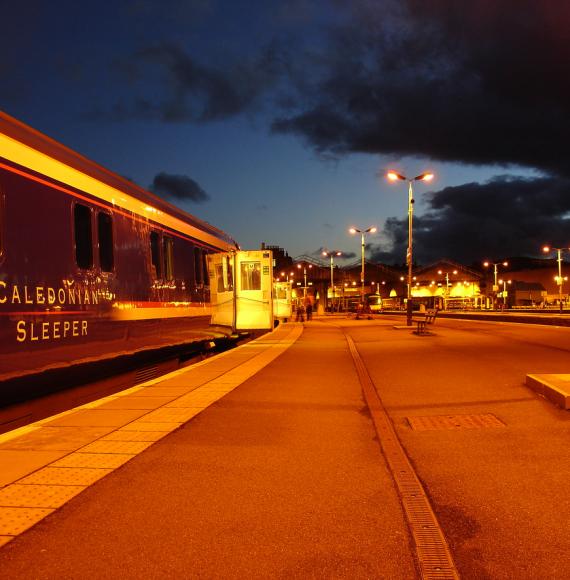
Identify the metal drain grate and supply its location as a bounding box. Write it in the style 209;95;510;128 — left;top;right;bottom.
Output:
345;334;459;580
408;413;505;431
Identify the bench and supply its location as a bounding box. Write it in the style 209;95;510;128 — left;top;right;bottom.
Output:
411;308;438;335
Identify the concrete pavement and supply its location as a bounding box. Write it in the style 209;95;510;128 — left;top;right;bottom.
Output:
1;314;569;578
0;320;417;578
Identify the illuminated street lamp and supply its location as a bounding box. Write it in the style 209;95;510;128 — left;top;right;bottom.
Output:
280;270;295;283
498;279;512;308
297;263;313;299
322;250;342;310
437;269;458;303
387;170;434;325
349;226;377;306
483;260;508;310
542;245;570;313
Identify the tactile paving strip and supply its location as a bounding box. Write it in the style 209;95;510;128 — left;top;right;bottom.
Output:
120;421;180;432
0;323;305;549
0;484;85;508
79;440;153;454
408;414;506;431
51;452;135;469
137;407;203;423
18;467;113;486
100;430;169;442
165;394;219;408
0;507;54;535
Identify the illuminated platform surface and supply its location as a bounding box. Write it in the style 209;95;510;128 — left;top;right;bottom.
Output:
0;314;569;578
526;374;570;409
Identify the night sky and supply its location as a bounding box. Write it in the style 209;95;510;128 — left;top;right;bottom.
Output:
2;1;568;266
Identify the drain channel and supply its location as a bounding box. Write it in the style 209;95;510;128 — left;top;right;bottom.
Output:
345;334;460;580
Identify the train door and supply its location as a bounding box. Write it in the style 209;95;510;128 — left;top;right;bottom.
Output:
207;252;235;328
273;281;292;321
235;250;274;330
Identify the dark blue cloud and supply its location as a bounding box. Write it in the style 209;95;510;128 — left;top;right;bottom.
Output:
370;176;570;264
150;172;210;203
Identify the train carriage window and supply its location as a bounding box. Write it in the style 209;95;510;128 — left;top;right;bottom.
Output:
216;264;225;293
163;236;174;280
194;247;203;284
150;231;162;278
226;255;233;290
74;203;93;269
97;212;114;272
202;252;209;285
240;261;261;291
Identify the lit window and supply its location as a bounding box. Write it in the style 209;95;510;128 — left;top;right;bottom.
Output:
241;261;261;290
74;203;93;269
226;255;234;291
275;286;287;299
216;263;225;293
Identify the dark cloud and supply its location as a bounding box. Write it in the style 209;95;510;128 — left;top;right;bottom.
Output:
370;176;570;265
150;172;210;203
94;42;287;123
339;251;357;260
272;1;570;177
86;2;570;179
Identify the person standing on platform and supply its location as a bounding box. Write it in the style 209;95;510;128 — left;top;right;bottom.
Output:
296;302;305;322
305;297;313;321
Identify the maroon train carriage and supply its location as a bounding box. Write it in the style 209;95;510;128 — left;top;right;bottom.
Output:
0;111;238;414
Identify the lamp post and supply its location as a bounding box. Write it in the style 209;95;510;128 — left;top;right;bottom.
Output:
322;250;342;311
542;246;569;313
387;170;434;325
483;260;508;310
280;270;295;282
297;263;313;299
349;226;377;306
498;279;512;309
437;269;458;306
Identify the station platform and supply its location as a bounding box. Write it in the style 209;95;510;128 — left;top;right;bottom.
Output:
0;318;417;578
1;313;570;579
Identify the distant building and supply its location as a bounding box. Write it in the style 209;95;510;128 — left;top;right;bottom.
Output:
261;243;293;274
262;244;570;309
503;257;568;305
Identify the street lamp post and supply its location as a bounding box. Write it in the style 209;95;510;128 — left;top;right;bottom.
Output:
438;269;458;296
297;263;313;299
280;271;295;282
349;226;377;307
387;170;434;325
483;260;508;310
498;279;512;309
542;246;569;313
437;269;458;307
322;250;342;311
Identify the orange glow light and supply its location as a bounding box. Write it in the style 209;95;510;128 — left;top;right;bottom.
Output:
387;171;405;181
